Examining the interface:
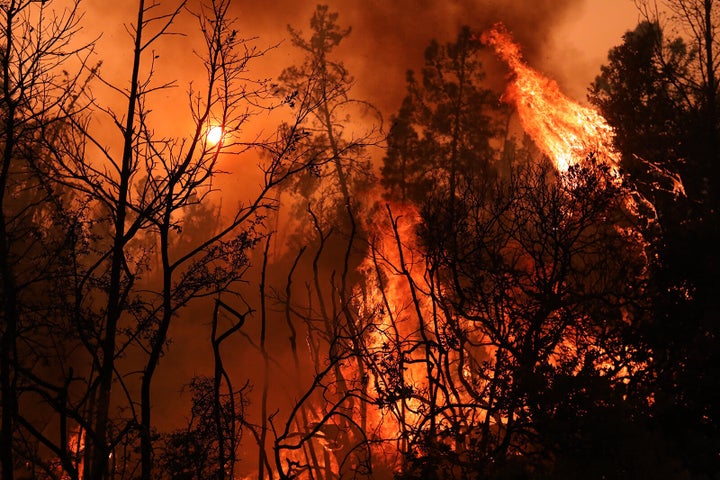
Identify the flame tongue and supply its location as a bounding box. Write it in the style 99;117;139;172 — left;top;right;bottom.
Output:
482;23;620;172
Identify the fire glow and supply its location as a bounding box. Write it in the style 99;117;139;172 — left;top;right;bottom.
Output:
349;24;641;471
481;23;620;173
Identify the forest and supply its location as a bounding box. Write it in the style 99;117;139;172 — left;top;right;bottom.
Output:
1;0;719;479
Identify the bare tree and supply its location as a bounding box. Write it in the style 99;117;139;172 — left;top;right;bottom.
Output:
0;0;326;478
1;1;93;478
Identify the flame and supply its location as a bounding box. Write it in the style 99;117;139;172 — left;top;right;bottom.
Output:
354;201;501;470
52;428;85;479
481;23;620;173
274;24;661;478
69;429;85;479
354;202;428;465
348;26;638;471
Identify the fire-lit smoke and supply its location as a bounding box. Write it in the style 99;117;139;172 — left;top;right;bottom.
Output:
481;22;620;173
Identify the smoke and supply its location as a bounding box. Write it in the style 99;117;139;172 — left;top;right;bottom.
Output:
69;0;638;474
76;0;635;401
80;0;634;126
225;0;585;113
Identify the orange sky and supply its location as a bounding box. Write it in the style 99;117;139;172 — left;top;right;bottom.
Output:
546;0;640;100
79;0;640;117
70;0;644;244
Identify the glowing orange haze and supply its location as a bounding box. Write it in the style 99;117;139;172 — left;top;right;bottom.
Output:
481;22;620;173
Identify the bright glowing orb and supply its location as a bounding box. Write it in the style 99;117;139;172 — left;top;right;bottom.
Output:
207;125;223;145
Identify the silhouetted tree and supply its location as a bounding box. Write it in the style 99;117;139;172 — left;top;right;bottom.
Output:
1;1;92;479
158;376;247;480
373;157;650;479
3;1;324;479
278;4;380;232
590;5;720;477
649;0;720;200
588;20;691;184
381;26;503;205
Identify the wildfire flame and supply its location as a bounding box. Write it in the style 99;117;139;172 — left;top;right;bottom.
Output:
282;23;665;478
349;27;627;469
351;25;643;471
481;23;620;173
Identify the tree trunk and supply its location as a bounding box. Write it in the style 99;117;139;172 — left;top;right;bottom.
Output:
88;2;146;478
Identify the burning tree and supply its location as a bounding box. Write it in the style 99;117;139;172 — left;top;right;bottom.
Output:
357;23;661;479
263;6;386;480
359;162;650;479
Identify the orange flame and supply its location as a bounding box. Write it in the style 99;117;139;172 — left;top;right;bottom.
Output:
481;23;620;173
352;27;632;470
355;200;502;470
